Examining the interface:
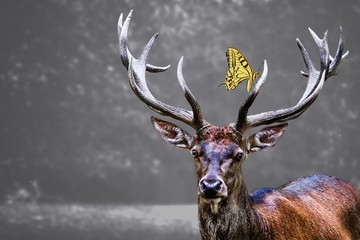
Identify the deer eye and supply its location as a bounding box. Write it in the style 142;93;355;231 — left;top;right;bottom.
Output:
234;149;244;161
191;148;199;158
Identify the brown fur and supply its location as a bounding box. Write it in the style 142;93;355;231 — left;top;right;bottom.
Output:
254;175;360;239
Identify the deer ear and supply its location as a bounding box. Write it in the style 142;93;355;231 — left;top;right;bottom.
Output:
150;116;193;149
248;123;288;152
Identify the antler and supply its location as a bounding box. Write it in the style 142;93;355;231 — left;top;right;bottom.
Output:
118;10;170;73
234;27;348;133
118;10;210;130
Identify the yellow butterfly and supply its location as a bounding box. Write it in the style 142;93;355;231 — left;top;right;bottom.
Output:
219;47;259;92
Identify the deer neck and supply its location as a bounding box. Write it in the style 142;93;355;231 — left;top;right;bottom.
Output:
197;174;267;240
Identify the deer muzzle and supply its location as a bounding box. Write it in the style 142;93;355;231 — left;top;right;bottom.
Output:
199;177;227;197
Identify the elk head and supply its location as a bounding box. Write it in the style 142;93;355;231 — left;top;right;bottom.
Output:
118;10;348;215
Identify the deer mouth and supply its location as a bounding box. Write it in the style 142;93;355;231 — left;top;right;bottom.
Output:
202;196;222;204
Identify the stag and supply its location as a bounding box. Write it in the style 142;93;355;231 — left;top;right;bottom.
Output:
118;10;360;240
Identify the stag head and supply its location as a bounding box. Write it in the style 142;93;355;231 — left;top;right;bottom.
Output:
151;117;288;213
118;10;348;214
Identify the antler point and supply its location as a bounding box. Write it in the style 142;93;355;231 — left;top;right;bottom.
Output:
119;13;123;23
125;9;133;22
153;32;159;39
263;59;268;70
324;30;328;38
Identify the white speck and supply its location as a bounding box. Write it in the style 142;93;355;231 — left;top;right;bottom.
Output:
107;65;114;72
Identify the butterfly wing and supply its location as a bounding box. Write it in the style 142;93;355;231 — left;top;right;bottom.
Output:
222;47;258;92
228;67;249;90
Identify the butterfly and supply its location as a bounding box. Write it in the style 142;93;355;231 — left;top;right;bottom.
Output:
219;47;259;92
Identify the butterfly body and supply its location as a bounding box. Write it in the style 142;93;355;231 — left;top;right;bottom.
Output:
220;47;259;92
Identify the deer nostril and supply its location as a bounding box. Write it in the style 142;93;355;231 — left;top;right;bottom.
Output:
200;179;222;197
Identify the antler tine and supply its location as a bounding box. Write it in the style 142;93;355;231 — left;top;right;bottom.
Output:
122;11;209;130
234;60;269;132
128;43;193;126
297;28;328;102
300;27;348;78
308;28;329;71
177;57;210;130
118;10;170;72
328;27;349;77
235;28;345;132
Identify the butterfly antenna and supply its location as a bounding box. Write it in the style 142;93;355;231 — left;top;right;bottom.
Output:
218;82;225;88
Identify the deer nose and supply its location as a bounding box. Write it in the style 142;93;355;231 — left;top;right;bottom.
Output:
200;179;223;197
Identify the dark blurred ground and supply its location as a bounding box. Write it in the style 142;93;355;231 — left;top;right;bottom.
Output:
0;1;359;237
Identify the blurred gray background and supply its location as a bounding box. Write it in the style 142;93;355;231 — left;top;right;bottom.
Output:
0;0;359;231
